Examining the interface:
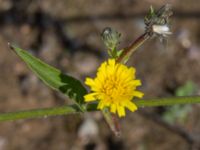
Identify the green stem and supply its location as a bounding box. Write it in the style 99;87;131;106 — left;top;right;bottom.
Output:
87;96;200;111
0;105;81;122
134;96;200;107
0;96;200;122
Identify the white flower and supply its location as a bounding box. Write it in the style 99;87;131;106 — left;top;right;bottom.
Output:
152;24;172;37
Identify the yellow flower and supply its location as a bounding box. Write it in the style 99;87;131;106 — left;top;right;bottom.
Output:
84;59;144;117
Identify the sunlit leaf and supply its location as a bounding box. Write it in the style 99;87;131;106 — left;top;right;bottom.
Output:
10;44;87;107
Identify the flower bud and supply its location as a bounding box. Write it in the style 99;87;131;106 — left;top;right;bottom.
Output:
101;27;121;50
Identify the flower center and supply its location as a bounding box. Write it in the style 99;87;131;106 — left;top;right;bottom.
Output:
102;76;126;101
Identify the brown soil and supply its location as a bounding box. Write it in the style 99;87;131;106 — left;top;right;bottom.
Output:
0;0;200;150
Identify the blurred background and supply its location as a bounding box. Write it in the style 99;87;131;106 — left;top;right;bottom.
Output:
0;0;200;150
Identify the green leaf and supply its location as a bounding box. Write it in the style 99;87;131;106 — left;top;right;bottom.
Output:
175;81;197;96
150;5;155;15
162;81;197;124
10;44;87;108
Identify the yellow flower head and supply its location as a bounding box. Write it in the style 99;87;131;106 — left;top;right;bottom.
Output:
84;59;144;117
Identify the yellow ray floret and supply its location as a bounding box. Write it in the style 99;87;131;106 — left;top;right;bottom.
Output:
84;59;144;117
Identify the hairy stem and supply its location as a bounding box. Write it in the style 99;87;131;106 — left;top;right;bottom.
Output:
0;96;200;122
134;96;200;107
87;96;200;111
102;109;121;137
117;32;150;63
0;105;80;122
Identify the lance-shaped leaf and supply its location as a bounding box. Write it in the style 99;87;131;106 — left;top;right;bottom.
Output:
10;44;87;106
